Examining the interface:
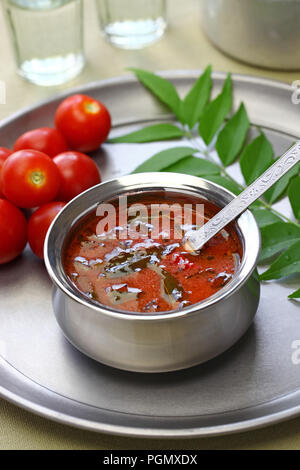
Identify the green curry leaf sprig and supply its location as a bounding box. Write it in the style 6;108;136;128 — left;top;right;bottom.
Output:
108;67;300;299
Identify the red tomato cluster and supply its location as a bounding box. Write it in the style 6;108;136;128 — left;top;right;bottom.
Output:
0;94;111;264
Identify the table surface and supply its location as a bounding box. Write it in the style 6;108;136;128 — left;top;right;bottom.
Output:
1;0;300;450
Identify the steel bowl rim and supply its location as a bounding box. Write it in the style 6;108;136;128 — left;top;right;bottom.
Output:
44;172;261;321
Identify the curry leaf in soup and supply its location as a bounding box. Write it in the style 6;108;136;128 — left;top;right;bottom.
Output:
251;209;282;228
288;288;300;299
240;133;274;185
131;146;198;173
288;176;300;220
215;103;250;166
129;68;182;121
198;73;232;145
260;240;300;280
259;222;300;263
163;156;220;176
264;160;300;204
180;65;212;129
107;123;185;143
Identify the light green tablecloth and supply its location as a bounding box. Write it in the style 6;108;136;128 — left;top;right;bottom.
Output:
0;0;299;450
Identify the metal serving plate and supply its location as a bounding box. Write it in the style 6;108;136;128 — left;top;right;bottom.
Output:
0;71;300;438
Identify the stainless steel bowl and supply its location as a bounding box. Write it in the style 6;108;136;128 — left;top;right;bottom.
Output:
201;0;300;70
44;173;261;373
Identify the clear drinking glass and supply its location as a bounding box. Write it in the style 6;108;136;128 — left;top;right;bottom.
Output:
95;0;167;49
3;0;85;86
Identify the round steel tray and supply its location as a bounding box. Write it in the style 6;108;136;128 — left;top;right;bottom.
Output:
0;71;300;438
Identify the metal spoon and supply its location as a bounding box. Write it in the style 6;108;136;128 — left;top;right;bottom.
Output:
184;141;300;252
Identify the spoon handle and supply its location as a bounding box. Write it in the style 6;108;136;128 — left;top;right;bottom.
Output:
187;141;300;251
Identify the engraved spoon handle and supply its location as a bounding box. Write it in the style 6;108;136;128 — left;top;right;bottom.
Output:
186;141;300;251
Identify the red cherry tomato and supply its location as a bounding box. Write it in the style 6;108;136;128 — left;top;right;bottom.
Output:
14;127;69;158
2;150;61;208
0;147;13;198
55;94;111;152
0;147;12;159
0;199;27;264
53;151;101;201
28;201;66;259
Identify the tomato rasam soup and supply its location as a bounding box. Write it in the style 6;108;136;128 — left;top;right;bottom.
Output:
63;192;243;313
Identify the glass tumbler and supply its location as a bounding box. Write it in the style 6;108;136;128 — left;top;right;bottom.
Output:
95;0;167;49
3;0;85;86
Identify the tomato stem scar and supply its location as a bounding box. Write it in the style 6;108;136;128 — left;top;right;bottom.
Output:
29;170;45;187
84;101;100;114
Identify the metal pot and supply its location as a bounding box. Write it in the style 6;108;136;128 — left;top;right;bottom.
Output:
44;173;261;373
201;0;300;70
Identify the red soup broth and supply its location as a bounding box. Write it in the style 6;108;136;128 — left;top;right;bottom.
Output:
63;192;243;313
